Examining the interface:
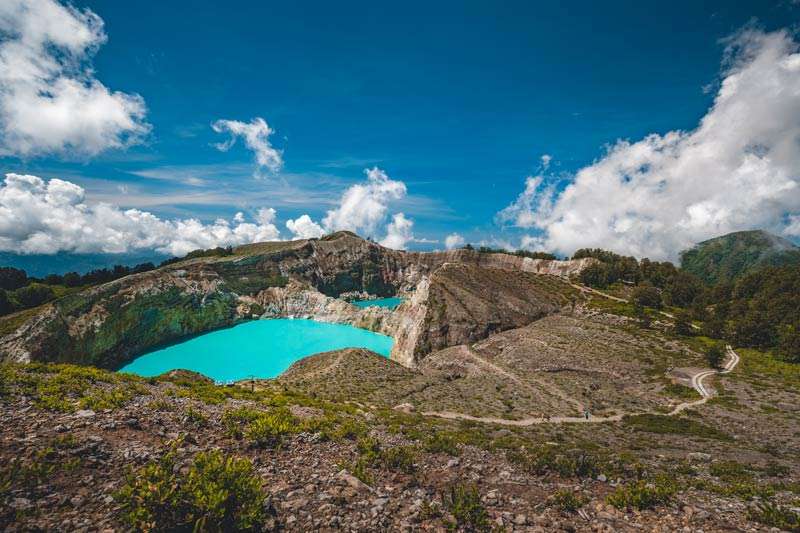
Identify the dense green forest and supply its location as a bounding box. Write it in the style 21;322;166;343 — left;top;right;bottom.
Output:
680;230;800;285
574;248;800;363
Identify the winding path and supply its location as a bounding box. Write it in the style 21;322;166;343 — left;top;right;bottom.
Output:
419;279;741;426
421;346;739;425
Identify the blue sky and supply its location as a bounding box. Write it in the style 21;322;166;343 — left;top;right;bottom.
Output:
0;0;799;259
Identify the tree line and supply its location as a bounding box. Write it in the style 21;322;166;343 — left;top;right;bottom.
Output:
575;249;800;363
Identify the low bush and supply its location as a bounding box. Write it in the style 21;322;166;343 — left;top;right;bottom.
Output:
380;446;417;474
507;444;603;478
244;408;295;448
184;407;209;427
550;488;587;512
709;460;752;481
442;483;490;532
748;501;800;531
223;406;297;447
606;475;677;510
422;432;461;456
623;414;731;441
324;417;368;441
116;445;270;531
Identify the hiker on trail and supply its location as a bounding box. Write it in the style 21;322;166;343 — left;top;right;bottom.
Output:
584;409;590;420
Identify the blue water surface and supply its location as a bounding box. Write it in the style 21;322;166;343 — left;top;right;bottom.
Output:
351;297;403;309
118;319;393;382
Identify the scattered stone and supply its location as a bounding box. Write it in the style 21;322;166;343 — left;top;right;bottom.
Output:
74;409;95;418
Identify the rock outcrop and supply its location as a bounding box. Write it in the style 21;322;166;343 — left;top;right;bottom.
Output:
389;263;573;365
0;232;594;368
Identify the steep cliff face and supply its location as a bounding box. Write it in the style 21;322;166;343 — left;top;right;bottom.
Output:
389;263;577;365
0;232;593;368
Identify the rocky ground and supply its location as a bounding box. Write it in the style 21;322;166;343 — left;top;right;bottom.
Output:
2;233;800;531
2;336;800;531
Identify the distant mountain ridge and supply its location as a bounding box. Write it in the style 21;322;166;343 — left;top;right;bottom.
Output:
680;230;800;284
0;251;170;277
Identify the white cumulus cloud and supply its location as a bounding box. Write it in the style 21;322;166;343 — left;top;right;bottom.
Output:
0;0;149;157
498;28;800;260
320;167;407;236
0;173;281;256
285;214;325;239
285;166;414;246
444;233;465;250
212;117;283;175
380;213;414;250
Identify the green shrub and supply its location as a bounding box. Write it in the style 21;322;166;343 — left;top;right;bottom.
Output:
79;387;133;410
607;476;676;510
423;432;461;456
705;343;725;369
222;406;297;447
623;414;731;441
550;489;587;512
507;444;602;478
748;501;800;531
147;399;175;412
185;407;209;427
325;418;368;441
442;484;490;532
380;446;417;474
9;363;136;412
116;446;269;531
709;460;751;481
244;408;295;448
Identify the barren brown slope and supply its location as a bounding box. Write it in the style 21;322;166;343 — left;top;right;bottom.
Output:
405;263;576;361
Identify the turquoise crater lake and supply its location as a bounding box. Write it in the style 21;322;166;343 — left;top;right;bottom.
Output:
118;319;393;382
351;297;403;309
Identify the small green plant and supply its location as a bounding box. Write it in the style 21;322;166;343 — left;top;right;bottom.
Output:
709;460;751;481
442;483;490;532
147;399;175;412
116;445;269;531
325;417;368;441
244;408;295;448
79;386;133;410
606;475;676;510
507;444;603;478
380;446;417;474
184;407;209;427
220;406;298;447
550;488;587;512
419;499;442;520
748;501;800;531
355;437;417;473
423;432;461;456
348;457;374;486
623;414;731;441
